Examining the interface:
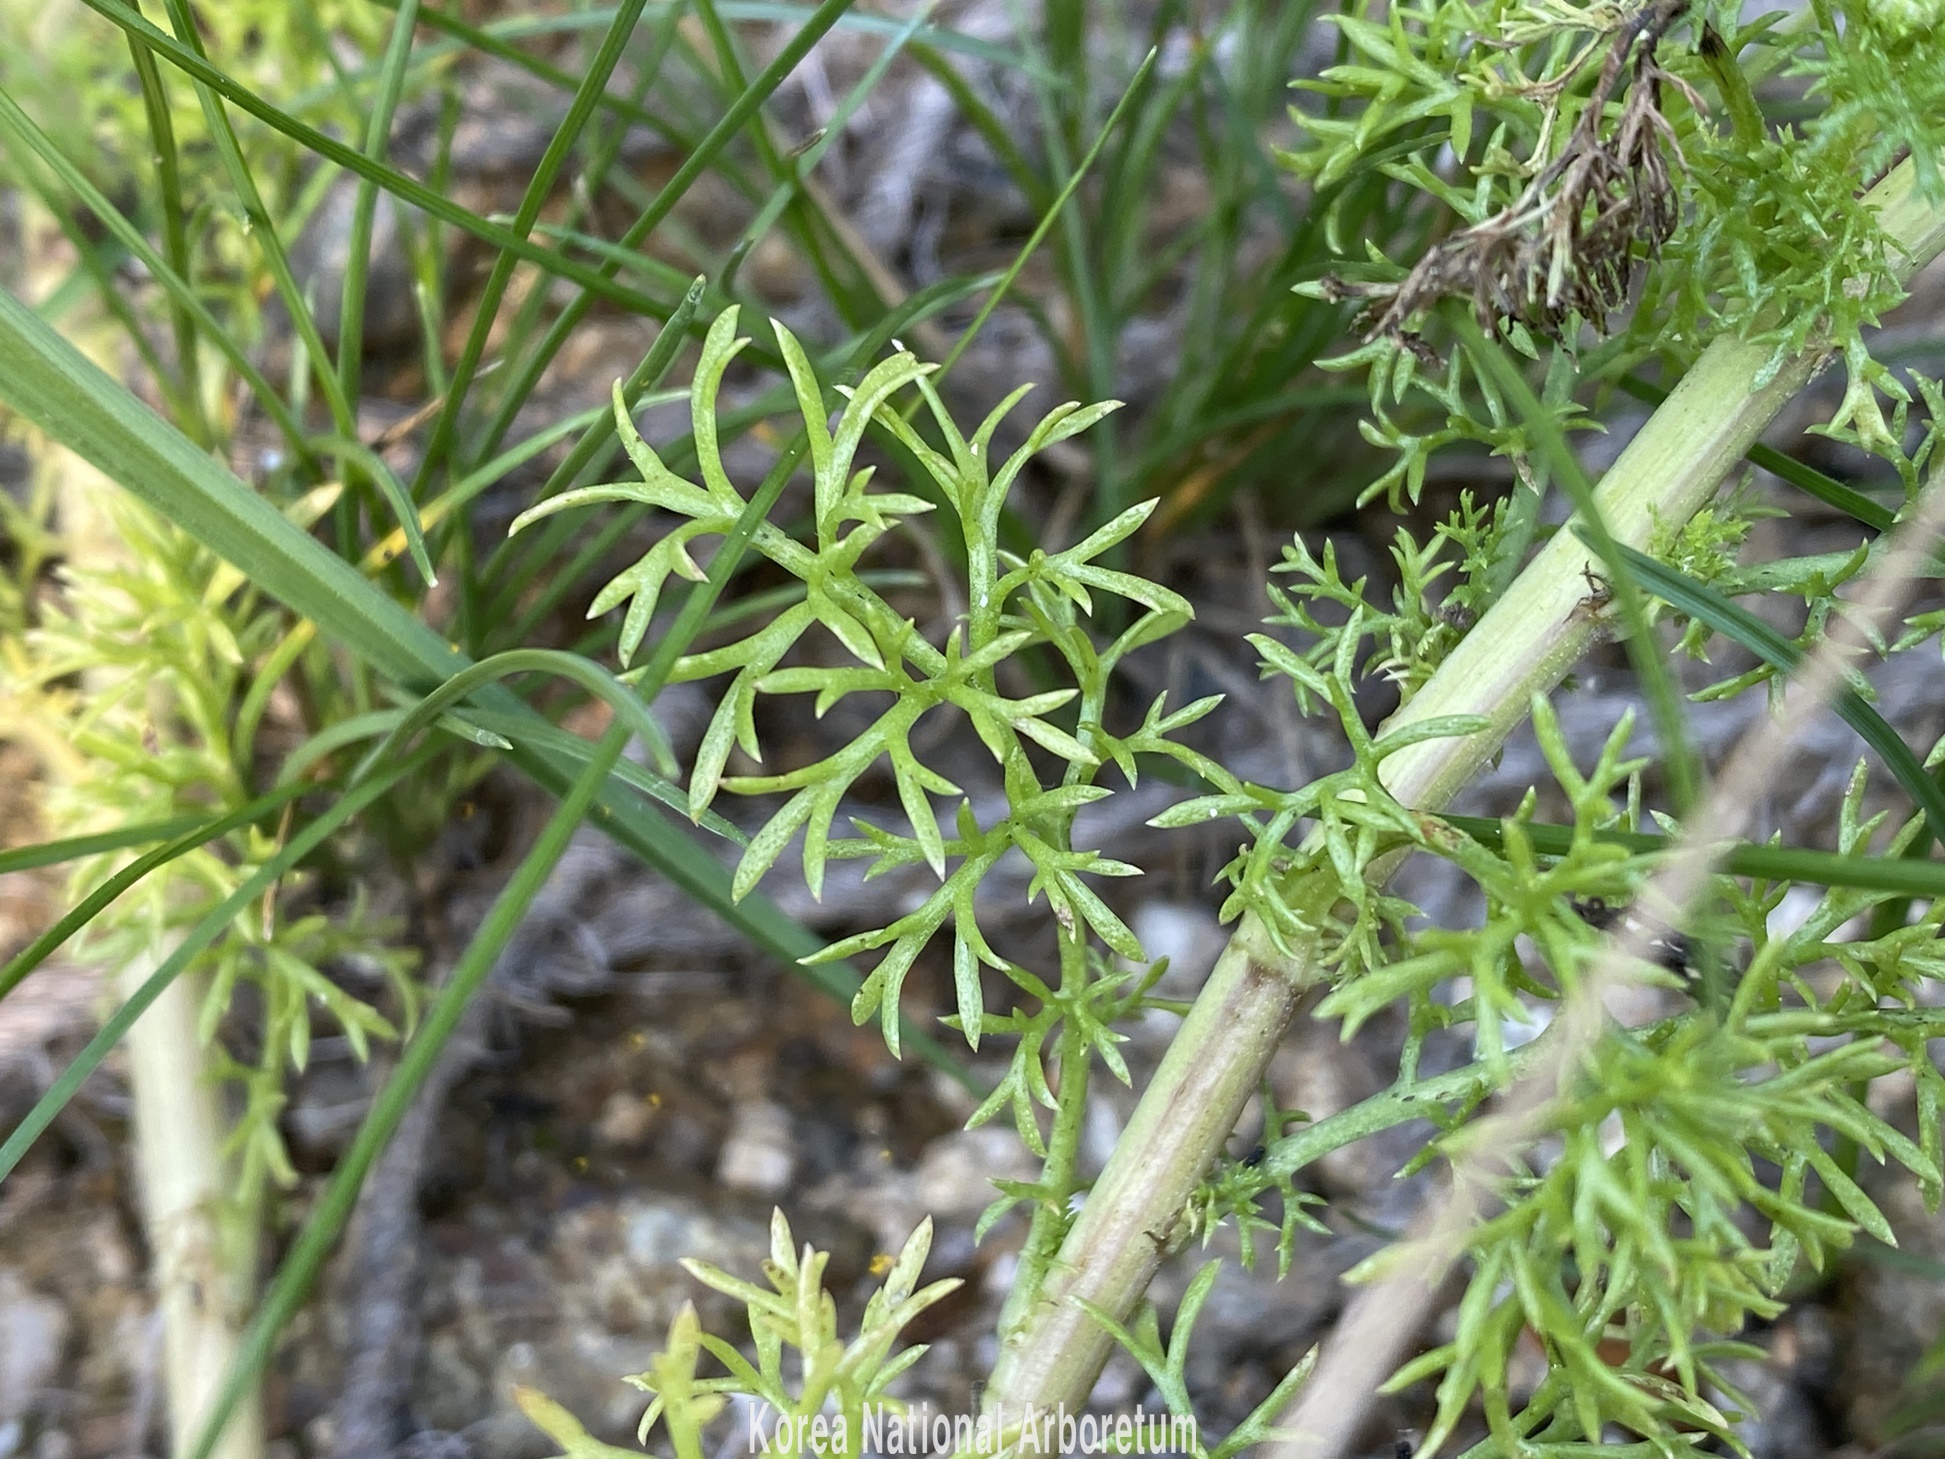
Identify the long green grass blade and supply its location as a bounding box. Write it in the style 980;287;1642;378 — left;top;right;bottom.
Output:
461;709;744;843
0;818;219;875
0;282;462;685
0;790;309;976
124;22;206;445
353;647;677;783
350;1;1051;141
1604;536;1945;847
1440;812;1945;896
182;725;633;1459
717;0;936;298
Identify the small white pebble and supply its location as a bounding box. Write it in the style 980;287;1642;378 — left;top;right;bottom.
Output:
717;1101;796;1195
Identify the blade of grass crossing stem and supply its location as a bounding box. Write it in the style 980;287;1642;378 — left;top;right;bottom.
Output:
338;0;423;407
1605;537;1945;846
935;49;1158;385
1439;812;1945;897
1618;373;1898;532
509;727;977;1079
352;647;679;784
0;818;218;875
472;0;859;463
461;708;742;840
183;726;633;1459
412;0;653;493
0;753;431;1185
0;788;312;986
0;278;976;1087
679;0;888;332
0;86;312;462
1452;311;1703;817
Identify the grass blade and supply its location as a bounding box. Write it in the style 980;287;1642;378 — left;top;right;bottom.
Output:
1603;535;1945;846
411;0;652;490
0;84;312;460
1439;812;1945;897
470;0;860;463
75;0;690;323
936;47;1159;385
352;647;679;784
156;0;358;440
124;20;206;445
0;818;227;875
0;786;311;998
337;0;424;407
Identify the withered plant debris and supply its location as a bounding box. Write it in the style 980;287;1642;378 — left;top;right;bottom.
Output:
1324;0;1699;352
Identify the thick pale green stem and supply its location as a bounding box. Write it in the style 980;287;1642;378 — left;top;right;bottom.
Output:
980;156;1945;1424
119;943;265;1459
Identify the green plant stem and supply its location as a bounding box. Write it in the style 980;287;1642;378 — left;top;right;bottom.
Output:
976;153;1945;1433
0;785;313;998
994;934;1096;1344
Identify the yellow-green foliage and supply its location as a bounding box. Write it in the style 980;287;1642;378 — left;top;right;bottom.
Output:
2;486;415;1202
